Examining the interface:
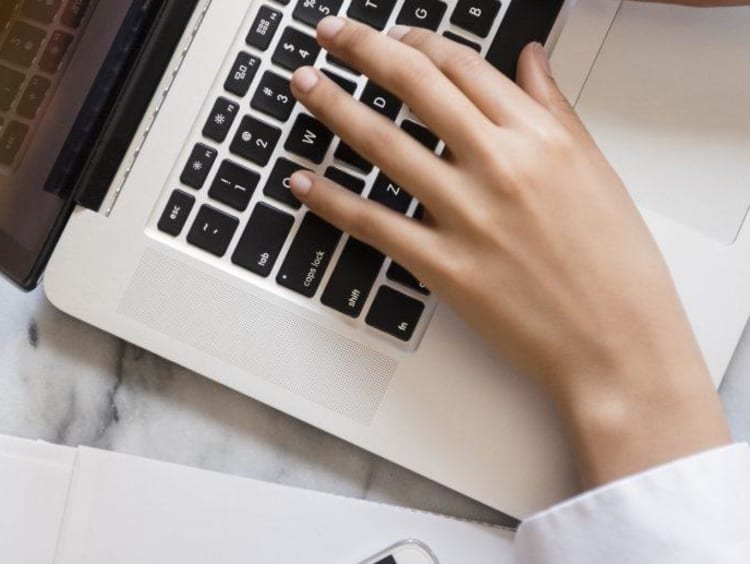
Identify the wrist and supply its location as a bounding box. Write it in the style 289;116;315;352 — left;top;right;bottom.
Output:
554;345;731;488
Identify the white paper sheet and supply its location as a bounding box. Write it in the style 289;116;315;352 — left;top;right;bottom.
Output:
55;447;514;564
0;438;76;564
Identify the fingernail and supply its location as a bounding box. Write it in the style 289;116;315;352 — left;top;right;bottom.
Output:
292;66;319;93
387;25;411;40
317;16;345;40
532;42;552;77
290;172;313;196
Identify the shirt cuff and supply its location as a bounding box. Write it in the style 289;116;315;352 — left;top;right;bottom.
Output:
514;443;750;564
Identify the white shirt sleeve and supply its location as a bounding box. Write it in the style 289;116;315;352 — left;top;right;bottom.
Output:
514;443;750;564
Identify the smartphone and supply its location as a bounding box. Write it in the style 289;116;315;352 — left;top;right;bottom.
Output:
359;540;440;564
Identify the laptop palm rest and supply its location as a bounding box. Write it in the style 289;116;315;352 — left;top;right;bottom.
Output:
575;3;750;245
118;249;396;424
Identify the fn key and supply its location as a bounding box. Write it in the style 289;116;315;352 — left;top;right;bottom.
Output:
366;286;425;342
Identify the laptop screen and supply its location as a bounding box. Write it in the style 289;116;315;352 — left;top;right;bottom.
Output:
0;0;143;288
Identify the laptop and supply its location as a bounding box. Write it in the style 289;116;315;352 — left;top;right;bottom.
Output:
1;0;748;519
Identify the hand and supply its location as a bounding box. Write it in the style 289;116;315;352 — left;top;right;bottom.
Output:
288;17;730;487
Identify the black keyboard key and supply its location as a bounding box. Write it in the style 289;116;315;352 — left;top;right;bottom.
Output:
451;0;501;38
387;262;430;295
334;142;372;174
0;2;19;32
61;0;91;29
230;115;281;166
324;166;365;194
272;27;320;71
277;213;342;297
443;30;481;52
39;30;74;73
326;53;360;76
187;205;239;257
232;202;294;277
264;157;310;209
486;0;563;79
369;172;412;213
412;202;426;221
246;5;282;51
360;81;401;121
158;190;195;236
16;75;50;119
293;0;344;27
273;0;291;4
401;119;439;151
224;52;260;97
250;71;295;122
284;113;334;164
347;0;397;30
396;0;447;30
322;238;384;317
180;144;217;189
202;97;239;143
22;0;61;23
321;69;357;95
1;21;45;67
0;64;24;111
208;159;260;211
366;286;425;341
0;120;28;165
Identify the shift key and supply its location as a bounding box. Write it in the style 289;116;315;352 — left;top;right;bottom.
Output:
277;213;341;297
322;238;384;318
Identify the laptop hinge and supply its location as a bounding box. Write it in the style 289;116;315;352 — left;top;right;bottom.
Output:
72;0;200;212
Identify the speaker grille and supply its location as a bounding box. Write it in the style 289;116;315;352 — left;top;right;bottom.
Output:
118;250;397;424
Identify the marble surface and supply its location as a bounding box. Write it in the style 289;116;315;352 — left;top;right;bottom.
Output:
3;276;750;528
0;278;513;526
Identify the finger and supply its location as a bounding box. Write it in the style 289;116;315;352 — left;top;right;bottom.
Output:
315;16;493;156
391;26;547;127
515;42;591;138
289;171;436;270
290;66;460;214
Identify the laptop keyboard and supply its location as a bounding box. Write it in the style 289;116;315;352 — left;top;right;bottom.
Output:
0;0;95;168
155;0;515;348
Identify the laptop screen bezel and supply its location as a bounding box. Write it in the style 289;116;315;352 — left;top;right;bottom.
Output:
0;0;198;290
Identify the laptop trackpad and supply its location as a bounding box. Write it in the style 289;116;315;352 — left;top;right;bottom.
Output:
575;3;750;245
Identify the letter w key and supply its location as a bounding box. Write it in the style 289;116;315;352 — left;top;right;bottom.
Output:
285;113;334;164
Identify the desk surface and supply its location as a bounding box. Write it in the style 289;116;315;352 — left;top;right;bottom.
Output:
2;278;749;524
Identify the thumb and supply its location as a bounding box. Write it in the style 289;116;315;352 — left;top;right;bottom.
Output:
516;42;589;138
